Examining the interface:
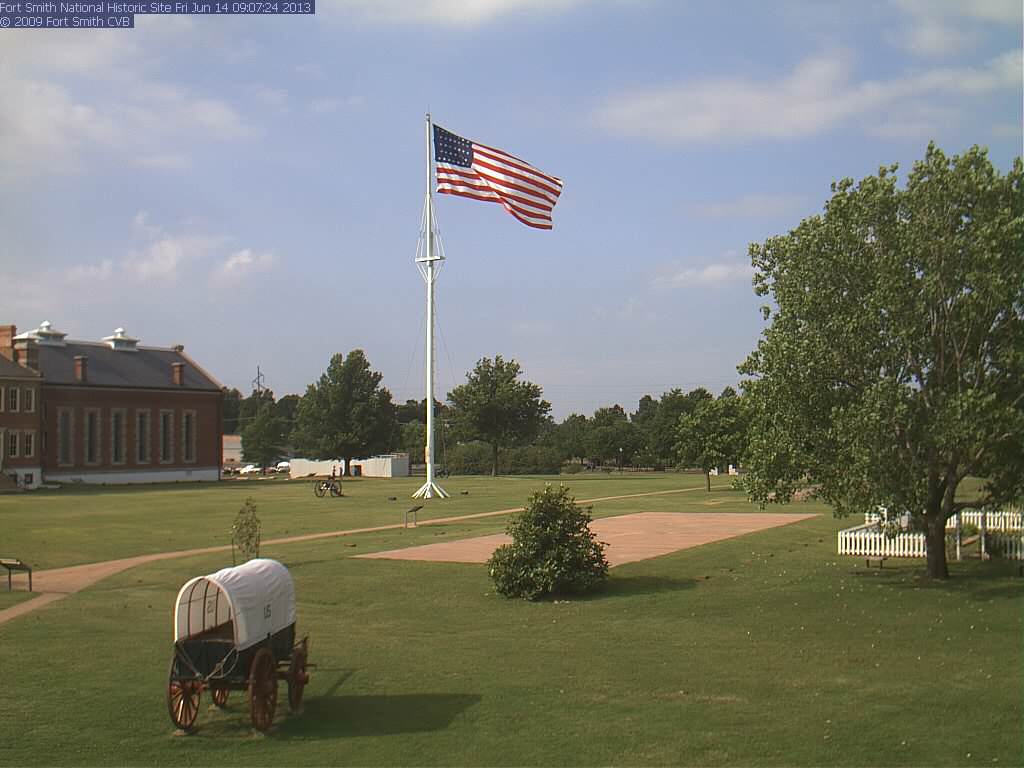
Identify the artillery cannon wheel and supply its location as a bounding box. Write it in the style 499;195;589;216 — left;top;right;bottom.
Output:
248;647;278;731
287;642;308;712
211;686;230;709
313;481;326;498
167;655;201;732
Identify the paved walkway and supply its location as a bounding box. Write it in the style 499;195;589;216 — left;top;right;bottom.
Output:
357;511;818;567
0;486;718;627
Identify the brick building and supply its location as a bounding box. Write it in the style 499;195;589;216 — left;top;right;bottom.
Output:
1;321;224;487
0;351;43;490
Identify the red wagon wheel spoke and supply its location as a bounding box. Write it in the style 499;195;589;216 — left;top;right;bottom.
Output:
212;686;229;709
248;647;278;732
167;655;201;732
288;645;308;712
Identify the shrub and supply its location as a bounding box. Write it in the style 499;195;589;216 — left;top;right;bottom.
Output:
488;485;609;600
561;462;583;475
231;497;261;564
506;445;563;474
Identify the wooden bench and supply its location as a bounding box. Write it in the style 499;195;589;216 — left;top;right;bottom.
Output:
1;558;32;591
866;556;888;569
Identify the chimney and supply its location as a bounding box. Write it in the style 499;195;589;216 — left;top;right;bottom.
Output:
14;342;39;372
74;355;88;383
172;362;185;386
0;325;15;362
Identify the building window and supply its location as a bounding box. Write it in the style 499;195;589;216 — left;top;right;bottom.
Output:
182;411;197;463
24;388;35;413
111;410;127;465
7;431;18;459
136;410;151;464
0;386;4;413
23;431;34;458
24;472;33;487
159;410;174;463
85;409;101;465
58;408;74;466
7;387;18;413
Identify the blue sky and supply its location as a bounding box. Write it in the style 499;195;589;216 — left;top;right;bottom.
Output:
1;0;1021;418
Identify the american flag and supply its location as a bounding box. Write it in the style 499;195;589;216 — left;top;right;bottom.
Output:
432;124;563;230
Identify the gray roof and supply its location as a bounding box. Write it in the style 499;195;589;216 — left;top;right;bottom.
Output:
37;341;221;392
0;355;40;380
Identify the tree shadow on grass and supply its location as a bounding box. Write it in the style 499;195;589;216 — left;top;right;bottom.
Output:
850;562;1023;601
275;692;482;739
573;574;699;602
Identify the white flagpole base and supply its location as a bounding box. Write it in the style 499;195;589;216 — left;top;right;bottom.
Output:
412;480;450;499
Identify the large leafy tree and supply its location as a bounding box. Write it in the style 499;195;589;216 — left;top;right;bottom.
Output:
447;355;551;476
293;349;396;475
241;403;286;468
740;144;1023;579
675;388;746;492
586;405;642;467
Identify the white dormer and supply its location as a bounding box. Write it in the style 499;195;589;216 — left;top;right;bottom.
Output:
103;327;140;352
14;320;67;347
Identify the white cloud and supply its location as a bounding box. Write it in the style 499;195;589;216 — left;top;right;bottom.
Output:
891;0;1021;56
596;50;1022;144
0;27;251;181
685;194;806;219
653;258;753;289
221;249;277;276
324;0;594;26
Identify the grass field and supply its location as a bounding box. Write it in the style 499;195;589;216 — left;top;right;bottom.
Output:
0;475;1020;766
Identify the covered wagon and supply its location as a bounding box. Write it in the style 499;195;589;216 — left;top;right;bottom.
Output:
167;558;310;732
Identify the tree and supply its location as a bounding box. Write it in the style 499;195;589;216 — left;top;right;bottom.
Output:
447;355;551;476
675;388;746;492
222;387;243;434
586;405;642;467
241;403;286;468
554;413;590;463
740;144;1023;579
292;349;396;475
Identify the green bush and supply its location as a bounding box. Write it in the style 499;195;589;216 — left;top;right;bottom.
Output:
561;462;583;475
488;485;609;600
231;497;261;564
446;443;563;475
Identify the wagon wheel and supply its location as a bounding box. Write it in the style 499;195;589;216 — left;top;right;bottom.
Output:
287;644;308;712
211;686;230;709
248;647;278;731
313;481;326;498
329;482;342;498
167;654;201;732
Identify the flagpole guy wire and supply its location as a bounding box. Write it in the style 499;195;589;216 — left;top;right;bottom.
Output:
413;112;450;500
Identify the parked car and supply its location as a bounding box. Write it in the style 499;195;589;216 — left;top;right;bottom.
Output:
240;464;260;475
276;461;291;473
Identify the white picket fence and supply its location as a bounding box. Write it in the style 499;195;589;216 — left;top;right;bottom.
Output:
864;508;1022;532
987;532;1024;560
839;522;1024;561
837;525;928;558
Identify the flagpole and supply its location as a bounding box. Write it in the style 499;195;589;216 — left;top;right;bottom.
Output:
413;113;449;500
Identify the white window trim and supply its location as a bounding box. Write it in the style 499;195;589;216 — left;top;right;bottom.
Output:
23;430;35;459
6;386;17;413
84;408;102;466
57;407;74;467
159;409;175;464
0;385;5;413
7;430;19;459
24;387;35;413
136;410;152;465
111;409;127;466
182;410;198;464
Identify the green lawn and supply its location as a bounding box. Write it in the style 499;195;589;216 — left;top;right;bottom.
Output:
0;476;1020;766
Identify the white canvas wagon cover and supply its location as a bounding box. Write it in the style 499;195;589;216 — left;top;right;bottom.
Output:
174;558;296;652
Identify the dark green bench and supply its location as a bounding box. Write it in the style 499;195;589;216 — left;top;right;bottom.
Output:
1;558;32;591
